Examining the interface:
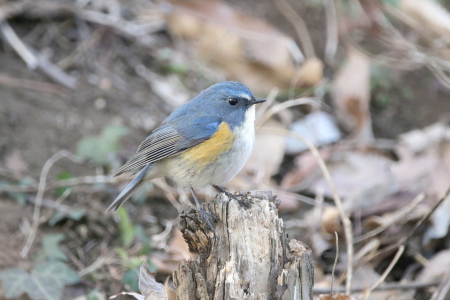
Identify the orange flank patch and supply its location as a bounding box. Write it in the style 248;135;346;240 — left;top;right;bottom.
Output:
180;122;235;167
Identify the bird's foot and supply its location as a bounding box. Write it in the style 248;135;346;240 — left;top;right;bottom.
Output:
212;185;251;208
190;188;216;234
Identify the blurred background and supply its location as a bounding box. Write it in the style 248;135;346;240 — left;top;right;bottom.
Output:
1;0;450;299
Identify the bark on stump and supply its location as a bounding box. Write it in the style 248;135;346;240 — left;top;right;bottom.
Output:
173;191;314;300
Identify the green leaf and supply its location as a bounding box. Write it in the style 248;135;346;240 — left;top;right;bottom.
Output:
123;269;140;292
117;206;136;247
0;262;80;300
77;136;102;164
135;225;151;255
100;125;128;153
42;234;67;261
86;290;105;300
0;268;35;298
30;261;80;300
56;171;73;197
32;261;80;285
0;180;27;206
8;192;27;206
76;125;128;166
115;247;129;261
382;0;401;6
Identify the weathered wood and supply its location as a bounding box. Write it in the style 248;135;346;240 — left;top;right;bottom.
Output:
173;191;314;300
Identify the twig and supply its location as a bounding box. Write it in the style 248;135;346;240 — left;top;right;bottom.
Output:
331;231;339;299
354;193;425;243
21;150;85;258
0;73;68;97
256;97;321;128
260;127;354;295
313;281;439;294
364;188;450;264
39;188;72;223
255;87;279;121
78;252;116;276
0;20;38;68
353;238;380;263
1;175;113;193
430;270;450;300
324;0;338;64
363;245;405;299
0;19;77;89
275;0;316;58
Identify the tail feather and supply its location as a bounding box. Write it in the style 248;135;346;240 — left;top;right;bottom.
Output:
106;163;151;213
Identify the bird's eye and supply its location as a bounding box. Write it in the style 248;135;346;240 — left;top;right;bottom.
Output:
228;98;238;106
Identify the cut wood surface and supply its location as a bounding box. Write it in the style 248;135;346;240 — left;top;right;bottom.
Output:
173;190;314;300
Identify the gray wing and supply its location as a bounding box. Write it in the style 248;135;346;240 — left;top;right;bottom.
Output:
113;118;221;177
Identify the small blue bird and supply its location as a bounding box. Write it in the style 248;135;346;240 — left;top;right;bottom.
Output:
107;81;265;229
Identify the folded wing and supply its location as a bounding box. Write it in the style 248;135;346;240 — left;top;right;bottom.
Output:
113;117;221;177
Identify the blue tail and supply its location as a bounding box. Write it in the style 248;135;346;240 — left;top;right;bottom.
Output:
106;163;151;212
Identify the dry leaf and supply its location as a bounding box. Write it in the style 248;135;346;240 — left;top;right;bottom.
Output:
321;207;342;236
319;294;358;300
287;149;398;212
281;148;332;191
162;0;322;93
151;257;180;276
5;150;28;176
168;228;190;262
332;47;372;142
400;0;450;37
285;111;341;155
416;249;450;283
164;277;176;300
399;123;450;154
109;292;144;300
277;192;301;213
423;193;450;244
139;261;168;300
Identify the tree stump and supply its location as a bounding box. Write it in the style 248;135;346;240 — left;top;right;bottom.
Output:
172;191;314;300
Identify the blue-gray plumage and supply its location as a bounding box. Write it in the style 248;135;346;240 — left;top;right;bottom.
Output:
107;81;265;213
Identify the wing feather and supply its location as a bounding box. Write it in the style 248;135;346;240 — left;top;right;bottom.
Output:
113;117;221;177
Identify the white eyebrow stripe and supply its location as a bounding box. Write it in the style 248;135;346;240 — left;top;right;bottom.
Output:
238;93;251;100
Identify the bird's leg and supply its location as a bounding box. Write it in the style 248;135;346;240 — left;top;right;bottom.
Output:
191;187;216;233
212;185;250;208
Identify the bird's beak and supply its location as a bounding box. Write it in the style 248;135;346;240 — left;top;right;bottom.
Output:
249;98;267;105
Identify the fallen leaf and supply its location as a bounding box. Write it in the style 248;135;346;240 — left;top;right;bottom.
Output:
399;123;450;154
0;268;34;299
276;192;301;213
109;292;144;300
5;150;28;177
423;193;450;245
42;234;68;261
283;148;398;213
281;148;332;191
139;261;168;300
168;228;189;261
332;47;372;142
285;111;341;155
416;249;450;283
321;207;342;236
165;276;176;300
319;294;358;300
400;0;450;37
162;0;322;93
0;261;81;300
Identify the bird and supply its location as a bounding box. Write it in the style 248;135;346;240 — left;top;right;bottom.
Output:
107;81;266;230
